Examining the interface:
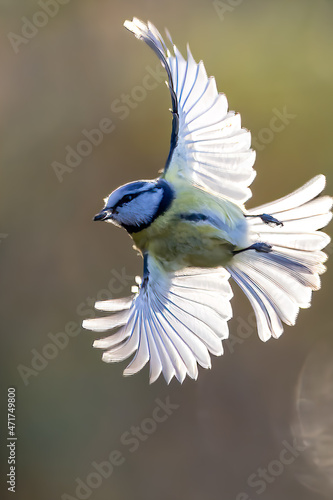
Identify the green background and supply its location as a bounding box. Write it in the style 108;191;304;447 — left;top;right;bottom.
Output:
1;1;333;499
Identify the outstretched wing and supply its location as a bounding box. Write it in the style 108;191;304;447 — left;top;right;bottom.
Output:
82;255;233;384
124;18;256;204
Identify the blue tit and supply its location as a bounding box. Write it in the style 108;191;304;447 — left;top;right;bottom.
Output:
83;18;332;384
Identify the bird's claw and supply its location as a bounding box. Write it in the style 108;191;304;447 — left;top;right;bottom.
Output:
251;242;272;253
260;214;284;227
233;242;272;255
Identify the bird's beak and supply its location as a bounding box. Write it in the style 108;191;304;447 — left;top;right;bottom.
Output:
93;209;113;221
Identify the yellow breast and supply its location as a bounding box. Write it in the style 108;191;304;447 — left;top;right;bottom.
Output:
131;181;246;271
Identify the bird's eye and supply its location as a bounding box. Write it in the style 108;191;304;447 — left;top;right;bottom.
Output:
121;194;134;204
122;194;134;203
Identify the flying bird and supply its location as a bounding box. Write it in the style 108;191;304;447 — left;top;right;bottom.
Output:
83;18;332;384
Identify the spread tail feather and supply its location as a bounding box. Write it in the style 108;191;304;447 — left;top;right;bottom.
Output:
227;175;332;342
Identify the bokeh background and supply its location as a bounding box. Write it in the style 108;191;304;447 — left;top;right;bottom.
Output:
1;1;333;499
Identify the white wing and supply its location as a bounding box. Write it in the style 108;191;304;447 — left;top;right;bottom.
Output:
227;175;332;342
82;255;233;384
124;18;256;204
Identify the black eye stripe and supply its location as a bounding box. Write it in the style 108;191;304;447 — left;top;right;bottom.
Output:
115;191;141;207
122;194;134;203
115;187;163;208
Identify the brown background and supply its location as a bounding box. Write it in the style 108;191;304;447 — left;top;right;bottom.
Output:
1;1;333;499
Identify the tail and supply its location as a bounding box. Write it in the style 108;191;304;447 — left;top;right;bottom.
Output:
227;175;332;342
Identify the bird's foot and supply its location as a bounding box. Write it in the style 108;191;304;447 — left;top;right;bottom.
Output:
233;242;272;255
245;213;283;227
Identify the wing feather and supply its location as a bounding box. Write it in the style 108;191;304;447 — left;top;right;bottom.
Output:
124;18;256;204
83;256;233;383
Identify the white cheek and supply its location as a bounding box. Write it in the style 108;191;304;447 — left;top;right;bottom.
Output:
117;191;162;226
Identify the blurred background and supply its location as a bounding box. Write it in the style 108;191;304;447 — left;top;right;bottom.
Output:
1;0;333;499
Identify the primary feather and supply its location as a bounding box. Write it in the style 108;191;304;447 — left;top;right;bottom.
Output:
124;17;256;204
84;259;232;384
227;176;332;342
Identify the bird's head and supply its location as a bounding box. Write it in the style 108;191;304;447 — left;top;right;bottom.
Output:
93;178;174;233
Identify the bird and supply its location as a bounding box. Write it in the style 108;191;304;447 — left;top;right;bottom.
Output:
82;18;332;384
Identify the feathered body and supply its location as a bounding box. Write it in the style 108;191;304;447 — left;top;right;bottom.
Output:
132;177;247;271
82;18;332;384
